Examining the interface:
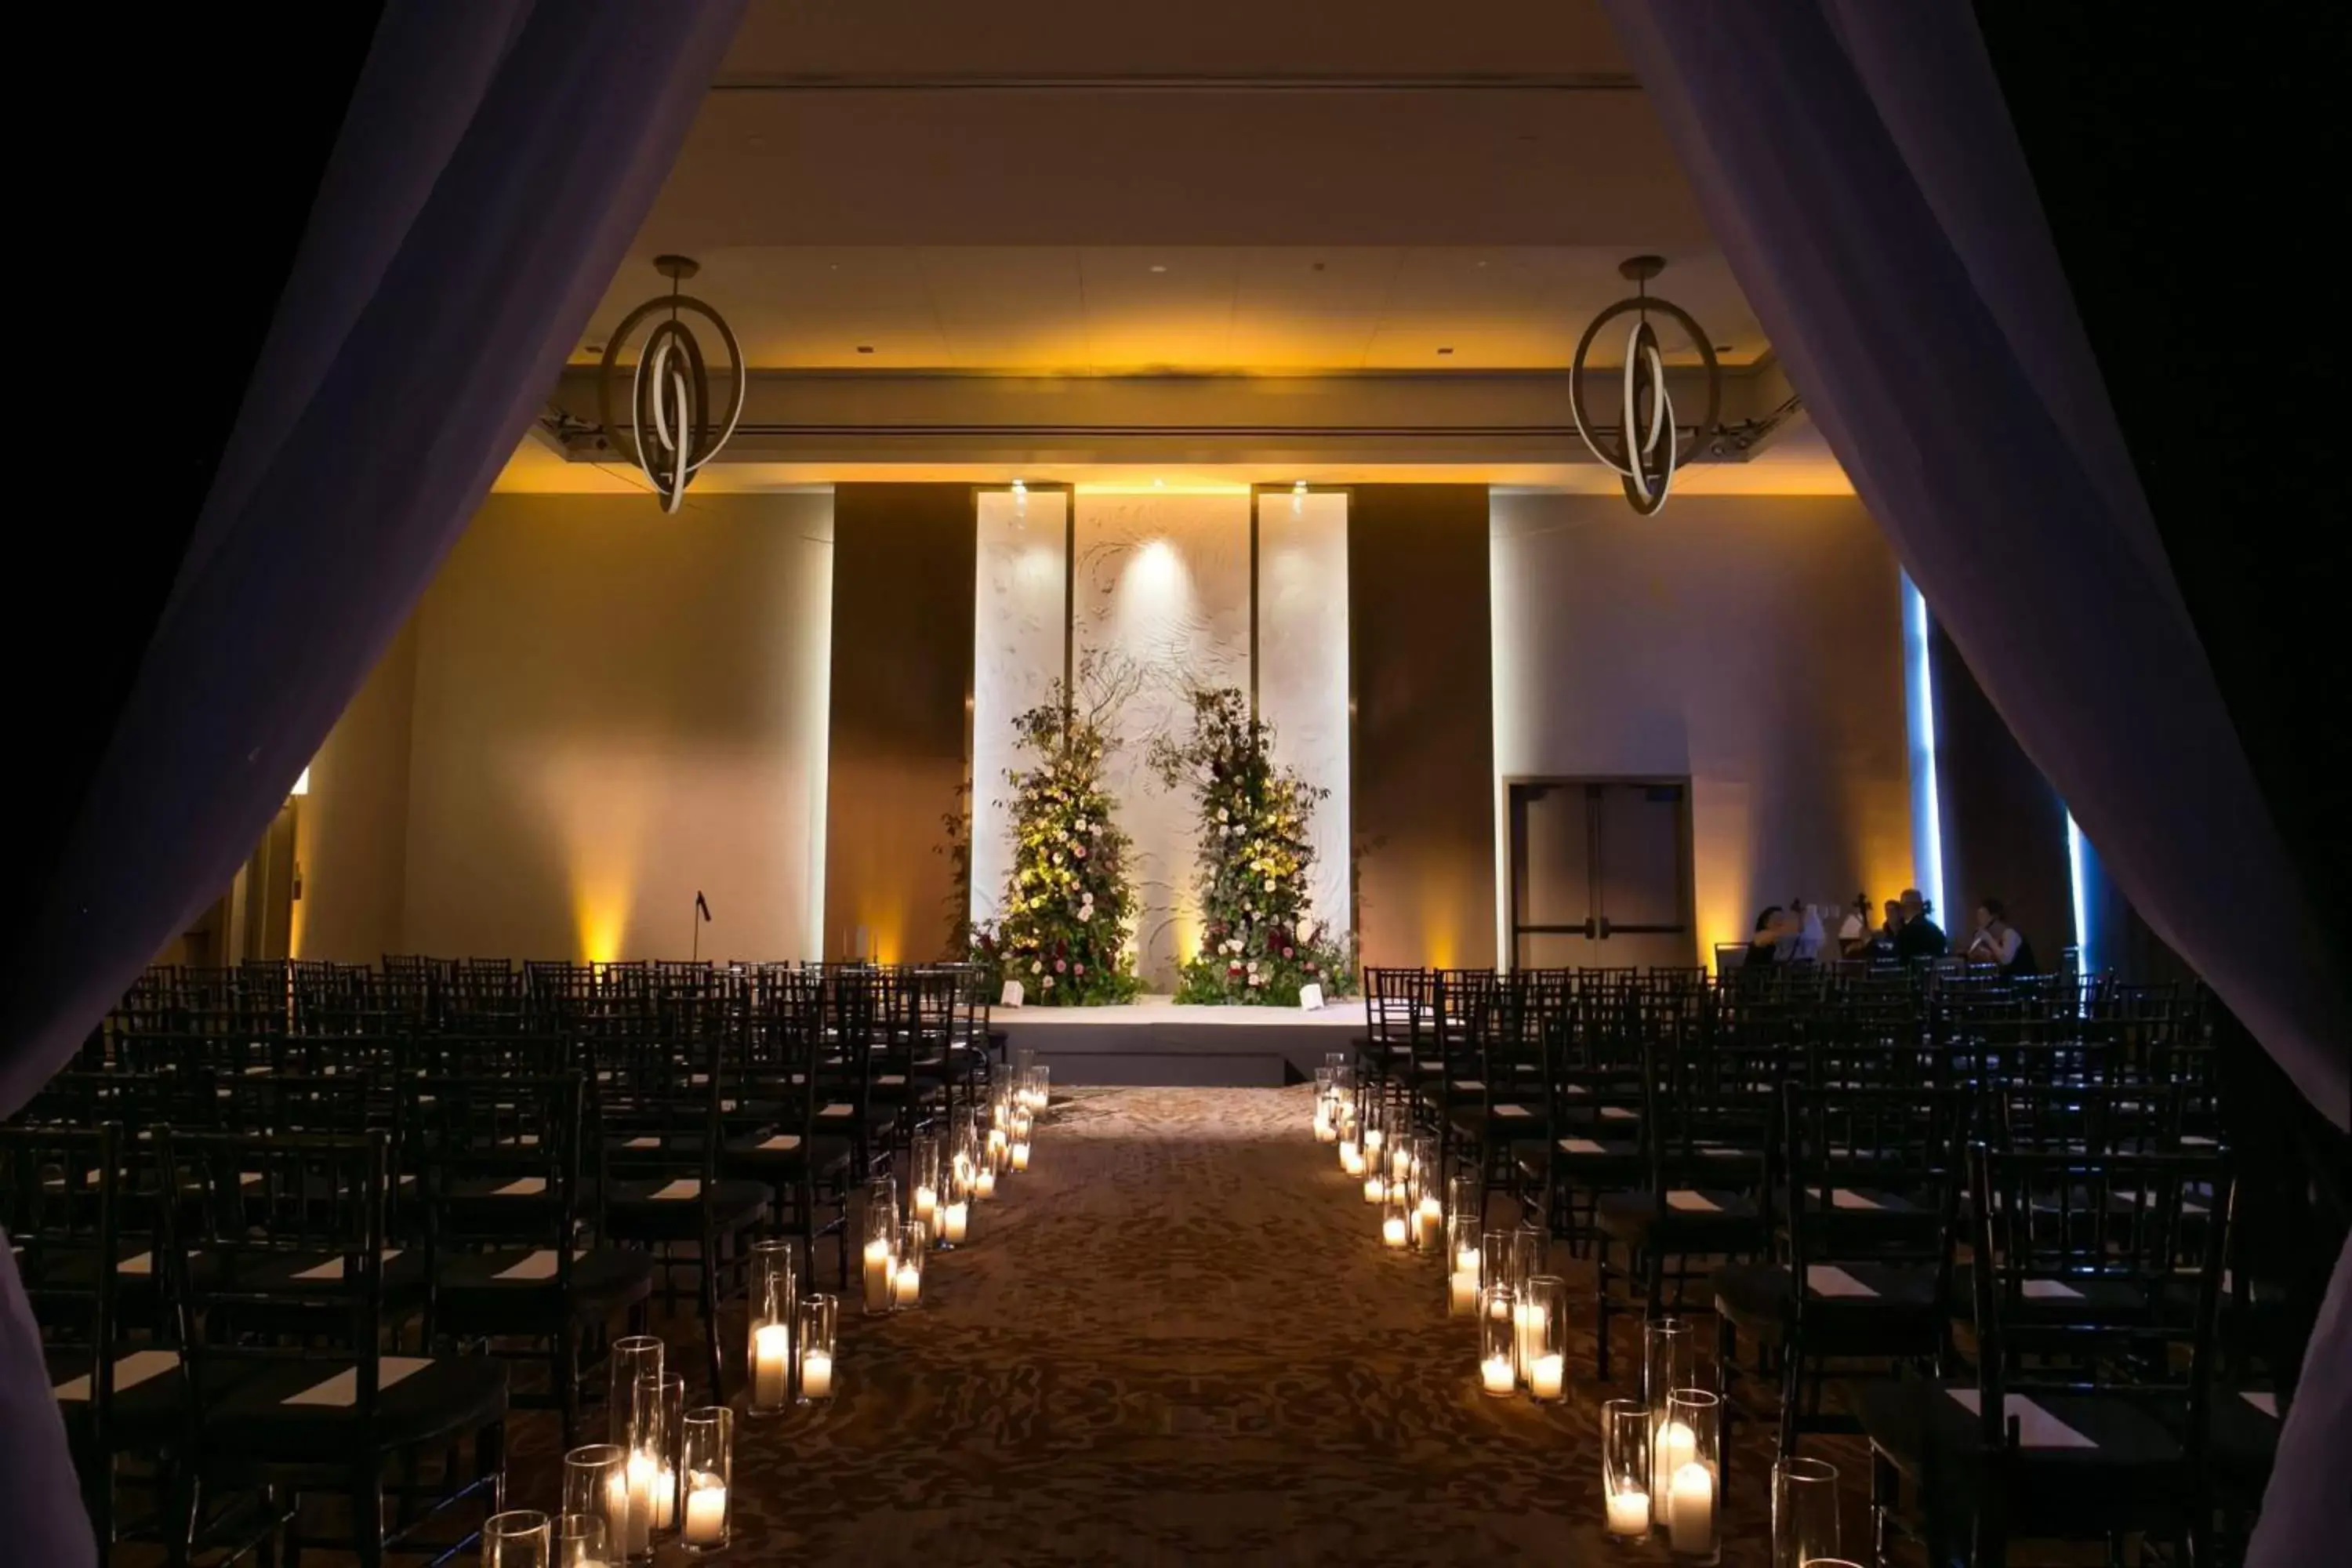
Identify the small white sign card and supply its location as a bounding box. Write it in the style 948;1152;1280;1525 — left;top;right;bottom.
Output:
1000;981;1025;1008
1298;982;1325;1011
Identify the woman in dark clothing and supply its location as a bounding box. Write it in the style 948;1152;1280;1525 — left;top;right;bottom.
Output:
1966;898;2040;976
1745;906;1786;968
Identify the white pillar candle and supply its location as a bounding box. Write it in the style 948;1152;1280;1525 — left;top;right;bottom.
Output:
652;1465;676;1531
942;1200;969;1243
800;1348;833;1398
1363;1127;1385;1154
1339;1143;1365;1176
1389;1146;1412;1182
683;1475;727;1546
974;1167;997;1200
752;1321;791;1406
1314;1114;1336;1143
1362;1174;1385;1204
913;1185;937;1223
1651;1420;1697;1512
986;1127;1008;1159
1449;1269;1479;1316
1668;1461;1715;1554
619;1451;658;1555
1413;1201;1440;1250
893;1261;920;1306
1381;1214;1408;1248
862;1240;894;1311
1011;1141;1030;1172
1529;1352;1564;1400
1606;1486;1651;1537
1480;1354;1517;1395
1513;1301;1544;1380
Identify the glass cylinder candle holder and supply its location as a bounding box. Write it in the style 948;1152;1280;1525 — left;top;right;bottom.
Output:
1387;1131;1414;1187
648;1371;684;1537
1361;1166;1387;1205
1508;1225;1547;1296
1446;1212;1481;1317
909;1133;942;1230
797;1294;838;1402
1013;1107;1034;1142
1338;1127;1365;1177
1520;1274;1566;1399
1772;1454;1840;1568
1028;1064;1051;1111
892;1220;926;1308
1642;1314;1697;1511
1601;1399;1653;1541
1381;1192;1410;1249
1479;1229;1515;1306
862;1178;899;1313
1478;1285;1519;1396
1659;1388;1722;1561
560;1445;628;1566
554;1513;611;1568
746;1236;797;1416
484;1510;552;1568
1361;1101;1387;1164
678;1406;732;1554
1312;1069;1337;1140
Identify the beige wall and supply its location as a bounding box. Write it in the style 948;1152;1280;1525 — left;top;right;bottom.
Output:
292;618;418;962
401;492;834;960
1490;492;1913;963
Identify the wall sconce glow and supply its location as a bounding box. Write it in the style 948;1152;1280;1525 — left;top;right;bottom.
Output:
1011;477;1027;517
1900;571;1946;920
1291;478;1308;516
289;766;310;797
2065;810;2093;975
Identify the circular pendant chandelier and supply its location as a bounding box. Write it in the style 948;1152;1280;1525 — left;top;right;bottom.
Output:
597;255;746;514
1570;256;1722;516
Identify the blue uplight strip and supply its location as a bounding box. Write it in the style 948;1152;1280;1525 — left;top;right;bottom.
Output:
1900;571;1947;920
2065;810;2092;975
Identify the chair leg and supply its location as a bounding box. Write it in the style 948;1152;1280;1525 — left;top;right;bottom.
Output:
558;1319;582;1446
1595;1239;1614;1382
352;1461;386;1568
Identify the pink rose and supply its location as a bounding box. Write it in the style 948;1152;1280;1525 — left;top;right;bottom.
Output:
1055;958;1067;972
1074;963;1085;976
1283;946;1294;959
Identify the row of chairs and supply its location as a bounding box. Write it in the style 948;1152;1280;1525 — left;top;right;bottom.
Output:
16;960;1004;1564
1351;966;2275;1566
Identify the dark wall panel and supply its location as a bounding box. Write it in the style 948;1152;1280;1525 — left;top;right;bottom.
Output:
1931;624;2074;965
1348;485;1497;968
825;485;975;961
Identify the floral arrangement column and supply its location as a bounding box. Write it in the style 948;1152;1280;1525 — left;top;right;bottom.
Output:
971;670;1145;1005
1149;686;1355;1004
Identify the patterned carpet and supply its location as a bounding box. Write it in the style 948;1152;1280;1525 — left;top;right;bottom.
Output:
670;1087;1840;1566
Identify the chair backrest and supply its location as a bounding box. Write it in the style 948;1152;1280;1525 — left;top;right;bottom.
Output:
156;1127;395;1413
1967;1143;2233;1457
401;1073;585;1272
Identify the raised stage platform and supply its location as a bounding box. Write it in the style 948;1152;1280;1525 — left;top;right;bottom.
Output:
995;995;1365;1087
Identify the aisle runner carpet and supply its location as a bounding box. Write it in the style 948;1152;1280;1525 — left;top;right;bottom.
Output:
705;1087;1801;1565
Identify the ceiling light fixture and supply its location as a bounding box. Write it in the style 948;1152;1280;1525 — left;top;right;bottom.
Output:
597;256;745;514
1570;256;1722;517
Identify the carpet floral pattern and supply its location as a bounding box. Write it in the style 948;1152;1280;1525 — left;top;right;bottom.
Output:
597;1087;1865;1565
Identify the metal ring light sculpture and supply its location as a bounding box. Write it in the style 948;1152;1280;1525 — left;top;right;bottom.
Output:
597;256;746;514
1569;256;1722;516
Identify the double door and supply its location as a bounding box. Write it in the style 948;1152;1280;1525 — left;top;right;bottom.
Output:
1508;779;1693;970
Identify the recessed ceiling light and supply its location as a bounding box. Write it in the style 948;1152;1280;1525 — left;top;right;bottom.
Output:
856;345;874;354
1149;263;1168;274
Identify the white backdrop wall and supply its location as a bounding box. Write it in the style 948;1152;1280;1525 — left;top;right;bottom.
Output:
1489;491;1913;963
1256;490;1352;946
971;488;1070;931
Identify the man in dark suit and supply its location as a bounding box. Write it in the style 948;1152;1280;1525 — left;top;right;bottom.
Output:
1893;887;1947;961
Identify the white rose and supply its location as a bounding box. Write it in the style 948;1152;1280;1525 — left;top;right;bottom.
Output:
1032;960;1044;975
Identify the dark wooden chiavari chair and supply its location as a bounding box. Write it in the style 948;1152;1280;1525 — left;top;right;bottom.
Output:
401;1073;651;1444
1860;1145;2233;1566
156;1127;509;1567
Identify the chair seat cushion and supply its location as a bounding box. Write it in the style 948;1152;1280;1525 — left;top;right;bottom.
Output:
49;1347;192;1449
603;1177;768;1240
1712;1261;1943;1350
1857;1377;2194;1534
434;1246;655;1327
199;1353;509;1458
1595;1189;1762;1253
